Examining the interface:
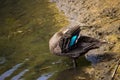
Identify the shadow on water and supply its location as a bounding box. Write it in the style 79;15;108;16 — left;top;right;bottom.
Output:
54;56;91;80
55;68;91;80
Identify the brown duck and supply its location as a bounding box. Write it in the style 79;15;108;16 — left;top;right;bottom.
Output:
49;25;104;68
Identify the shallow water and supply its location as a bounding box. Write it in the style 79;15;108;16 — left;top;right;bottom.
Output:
11;69;29;80
0;0;91;80
0;63;23;80
37;72;55;80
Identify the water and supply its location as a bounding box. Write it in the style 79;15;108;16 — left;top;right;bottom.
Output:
0;57;6;64
0;63;23;80
37;72;55;80
0;0;90;80
11;69;29;80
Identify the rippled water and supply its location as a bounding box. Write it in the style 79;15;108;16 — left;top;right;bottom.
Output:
37;72;55;80
11;69;29;80
0;63;23;80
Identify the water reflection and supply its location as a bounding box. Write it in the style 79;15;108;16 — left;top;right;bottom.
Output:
11;69;29;80
37;72;55;80
0;63;23;80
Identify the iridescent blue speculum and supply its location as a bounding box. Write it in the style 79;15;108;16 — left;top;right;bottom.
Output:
69;35;78;47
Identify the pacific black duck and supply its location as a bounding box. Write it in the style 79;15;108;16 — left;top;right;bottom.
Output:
49;25;105;68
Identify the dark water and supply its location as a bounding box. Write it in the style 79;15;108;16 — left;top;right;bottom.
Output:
0;0;91;80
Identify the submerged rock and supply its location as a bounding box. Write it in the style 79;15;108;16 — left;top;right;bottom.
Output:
0;57;6;64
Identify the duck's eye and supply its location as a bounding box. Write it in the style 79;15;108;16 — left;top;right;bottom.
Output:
69;35;78;47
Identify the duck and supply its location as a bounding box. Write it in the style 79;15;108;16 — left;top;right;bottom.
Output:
49;25;105;68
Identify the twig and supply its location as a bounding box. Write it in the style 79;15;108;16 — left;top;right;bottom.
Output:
39;66;52;71
111;58;120;80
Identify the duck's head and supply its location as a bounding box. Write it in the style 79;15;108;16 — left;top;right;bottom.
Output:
49;26;81;55
49;27;69;55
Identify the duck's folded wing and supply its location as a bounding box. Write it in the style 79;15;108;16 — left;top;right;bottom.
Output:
59;35;71;53
59;26;81;53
